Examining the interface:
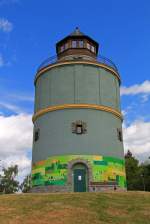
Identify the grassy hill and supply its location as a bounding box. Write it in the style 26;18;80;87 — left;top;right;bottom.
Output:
0;191;150;224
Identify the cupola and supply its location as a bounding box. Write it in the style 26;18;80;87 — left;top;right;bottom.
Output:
56;27;99;61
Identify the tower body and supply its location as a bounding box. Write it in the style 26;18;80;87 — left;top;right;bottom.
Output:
32;29;126;192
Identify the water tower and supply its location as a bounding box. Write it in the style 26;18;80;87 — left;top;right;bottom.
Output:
31;28;126;192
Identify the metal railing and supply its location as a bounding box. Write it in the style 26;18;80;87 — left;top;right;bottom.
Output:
37;55;118;72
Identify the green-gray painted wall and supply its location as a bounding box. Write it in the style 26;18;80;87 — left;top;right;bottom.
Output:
33;63;124;164
33;109;124;163
34;64;120;112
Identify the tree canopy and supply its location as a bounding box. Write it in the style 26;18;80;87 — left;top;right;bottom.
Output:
125;150;150;191
0;165;19;194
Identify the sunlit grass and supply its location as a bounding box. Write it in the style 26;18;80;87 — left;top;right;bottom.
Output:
0;191;150;224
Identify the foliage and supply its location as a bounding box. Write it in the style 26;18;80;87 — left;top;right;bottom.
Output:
0;165;19;194
20;174;31;193
125;150;150;191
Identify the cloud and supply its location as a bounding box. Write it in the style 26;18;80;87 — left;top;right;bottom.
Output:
121;80;150;96
0;18;13;32
0;101;25;114
0;113;33;181
141;94;149;103
9;94;34;102
2;154;31;182
0;113;33;158
0;91;34;114
123;120;150;161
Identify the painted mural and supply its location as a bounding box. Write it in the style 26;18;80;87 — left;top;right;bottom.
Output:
32;155;126;188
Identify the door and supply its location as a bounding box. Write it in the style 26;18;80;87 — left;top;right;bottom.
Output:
74;169;86;192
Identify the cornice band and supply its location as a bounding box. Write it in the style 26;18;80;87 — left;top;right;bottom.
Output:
32;104;123;122
35;61;121;84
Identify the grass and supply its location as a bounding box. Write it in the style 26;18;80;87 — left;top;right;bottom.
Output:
0;191;150;224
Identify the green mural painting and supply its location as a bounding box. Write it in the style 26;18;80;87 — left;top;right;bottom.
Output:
32;155;126;188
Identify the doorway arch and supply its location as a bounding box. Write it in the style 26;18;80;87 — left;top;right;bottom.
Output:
73;163;87;192
67;158;93;192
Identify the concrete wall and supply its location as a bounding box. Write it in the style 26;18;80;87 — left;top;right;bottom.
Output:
32;62;126;192
32;109;124;163
34;64;120;112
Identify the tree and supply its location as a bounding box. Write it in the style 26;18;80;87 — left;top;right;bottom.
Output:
140;162;150;191
20;174;31;193
0;165;19;194
125;150;143;190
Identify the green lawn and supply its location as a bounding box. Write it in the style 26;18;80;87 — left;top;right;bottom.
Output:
0;191;150;224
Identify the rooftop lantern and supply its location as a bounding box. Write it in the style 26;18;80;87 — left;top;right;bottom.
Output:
56;27;99;61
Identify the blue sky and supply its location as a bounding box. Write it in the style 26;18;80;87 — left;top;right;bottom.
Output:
0;0;150;179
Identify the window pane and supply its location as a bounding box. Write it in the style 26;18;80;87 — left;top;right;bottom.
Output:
87;43;90;50
72;41;77;48
65;43;68;49
91;46;95;52
79;40;84;48
60;45;64;52
34;129;40;141
76;125;82;134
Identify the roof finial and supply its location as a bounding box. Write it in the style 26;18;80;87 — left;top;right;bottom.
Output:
75;27;80;33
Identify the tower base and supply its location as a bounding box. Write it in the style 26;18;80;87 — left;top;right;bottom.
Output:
32;154;126;192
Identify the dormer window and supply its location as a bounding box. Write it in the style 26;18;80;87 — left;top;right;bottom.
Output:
72;40;77;48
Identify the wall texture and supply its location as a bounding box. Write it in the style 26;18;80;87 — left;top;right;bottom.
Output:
34;64;120;112
32;62;125;192
33;109;124;163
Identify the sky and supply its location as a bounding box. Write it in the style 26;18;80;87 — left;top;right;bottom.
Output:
0;0;150;181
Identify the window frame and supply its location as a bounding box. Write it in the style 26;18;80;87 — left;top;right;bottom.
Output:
91;45;95;53
72;40;77;48
87;42;91;50
34;128;40;142
78;40;84;48
60;45;65;52
117;128;123;142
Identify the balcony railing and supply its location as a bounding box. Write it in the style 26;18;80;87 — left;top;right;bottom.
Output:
37;55;118;72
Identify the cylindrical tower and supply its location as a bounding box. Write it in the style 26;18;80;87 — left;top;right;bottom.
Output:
31;28;126;192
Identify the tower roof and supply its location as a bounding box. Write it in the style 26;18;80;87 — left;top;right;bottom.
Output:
69;27;85;36
56;27;99;55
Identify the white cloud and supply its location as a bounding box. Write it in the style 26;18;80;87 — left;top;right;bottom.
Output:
141;94;149;103
0;113;33;181
0;113;33;158
0;18;13;32
121;80;150;96
0;92;34;114
0;102;24;114
9;94;34;102
123;120;150;161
